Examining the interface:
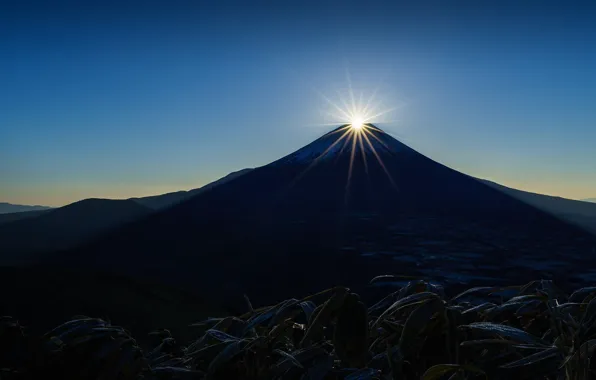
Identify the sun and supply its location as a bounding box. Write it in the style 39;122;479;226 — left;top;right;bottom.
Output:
296;86;401;196
350;115;364;130
316;86;398;133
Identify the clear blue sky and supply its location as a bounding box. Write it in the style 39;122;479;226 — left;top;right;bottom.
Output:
2;0;596;206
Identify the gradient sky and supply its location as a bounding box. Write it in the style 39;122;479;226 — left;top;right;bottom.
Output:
2;0;596;207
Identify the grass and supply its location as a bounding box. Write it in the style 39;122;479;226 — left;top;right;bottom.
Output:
2;275;596;379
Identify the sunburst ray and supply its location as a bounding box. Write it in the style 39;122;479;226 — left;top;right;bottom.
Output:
357;130;369;175
364;107;398;122
336;90;352;117
361;129;398;190
362;87;379;116
288;127;353;189
346;129;358;188
327;124;352;135
317;90;353;121
286;87;401;200
363;127;391;150
336;128;355;159
346;68;357;113
344;128;359;204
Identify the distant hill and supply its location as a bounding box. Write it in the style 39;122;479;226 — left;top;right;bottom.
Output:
0;210;51;225
0;202;52;214
0;169;253;265
130;168;253;209
0;169;252;218
0;198;151;264
584;198;596;203
479;179;596;235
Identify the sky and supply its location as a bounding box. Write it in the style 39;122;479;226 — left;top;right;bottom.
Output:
2;0;596;207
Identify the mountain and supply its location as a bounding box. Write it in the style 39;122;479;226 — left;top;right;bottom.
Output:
130;190;189;210
0;170;254;265
186;168;254;196
479;179;596;235
584;198;596;203
46;124;595;308
0;198;151;264
0;202;52;214
0;210;51;225
130;169;253;210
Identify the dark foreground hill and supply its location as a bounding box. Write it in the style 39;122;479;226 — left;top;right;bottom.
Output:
46;125;596;309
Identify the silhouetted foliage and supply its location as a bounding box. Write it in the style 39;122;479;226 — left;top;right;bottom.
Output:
3;277;596;379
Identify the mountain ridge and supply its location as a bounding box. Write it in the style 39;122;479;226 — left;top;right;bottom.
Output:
129;168;253;209
479;179;596;235
0;202;52;214
0;198;152;264
0;210;51;225
0;170;256;264
44;125;596;308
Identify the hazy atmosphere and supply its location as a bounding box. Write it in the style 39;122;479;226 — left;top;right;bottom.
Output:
3;0;596;206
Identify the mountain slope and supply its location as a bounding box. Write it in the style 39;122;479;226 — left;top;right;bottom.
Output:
129;190;189;210
48;125;596;306
584;198;596;203
0;202;52;214
0;199;151;264
0;169;253;265
480;179;596;235
130;169;253;210
0;210;50;225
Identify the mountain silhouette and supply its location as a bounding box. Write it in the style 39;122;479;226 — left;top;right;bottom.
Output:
480;179;596;235
46;125;595;307
0;198;151;264
0;202;52;214
0;170;254;265
130;169;253;210
0;210;50;225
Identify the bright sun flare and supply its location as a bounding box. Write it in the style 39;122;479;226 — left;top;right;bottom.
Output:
299;85;401;195
350;116;364;130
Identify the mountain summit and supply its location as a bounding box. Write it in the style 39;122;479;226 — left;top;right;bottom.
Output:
49;124;595;306
276;124;413;165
